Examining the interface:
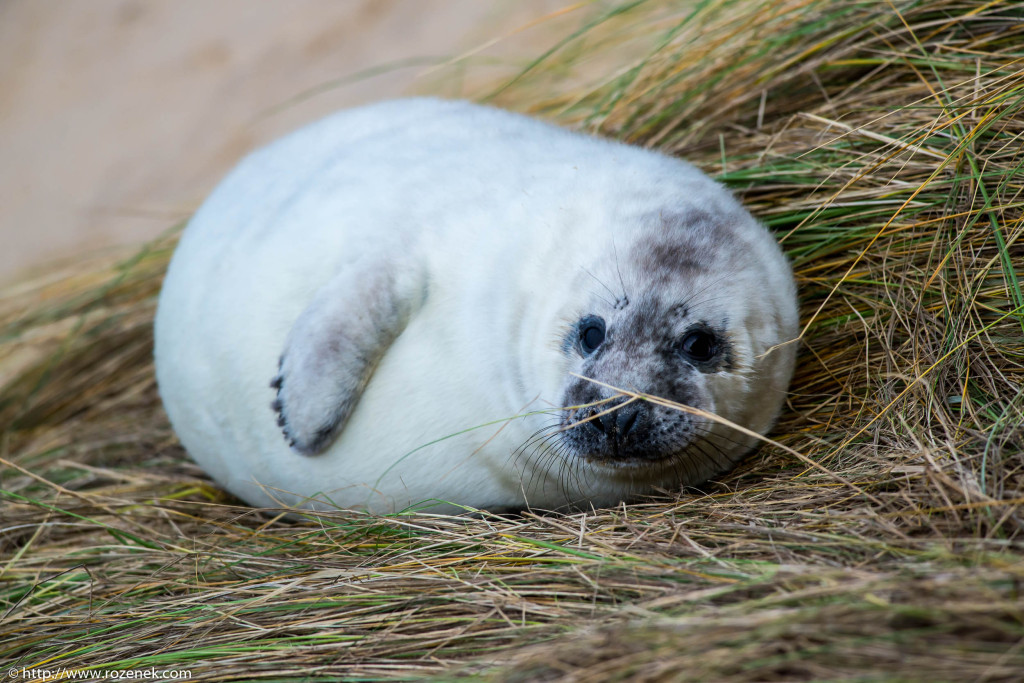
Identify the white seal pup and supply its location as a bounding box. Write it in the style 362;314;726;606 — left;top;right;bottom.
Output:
154;98;798;514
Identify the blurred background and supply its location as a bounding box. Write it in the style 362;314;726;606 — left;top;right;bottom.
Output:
0;0;580;285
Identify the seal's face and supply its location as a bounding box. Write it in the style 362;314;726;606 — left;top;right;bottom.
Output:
558;292;730;470
547;209;794;492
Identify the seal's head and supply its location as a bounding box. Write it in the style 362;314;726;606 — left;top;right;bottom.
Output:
551;207;798;495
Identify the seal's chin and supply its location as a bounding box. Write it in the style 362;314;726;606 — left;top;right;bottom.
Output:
576;450;686;471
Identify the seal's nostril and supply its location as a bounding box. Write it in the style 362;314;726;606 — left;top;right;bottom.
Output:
617;406;639;438
584;408;605;434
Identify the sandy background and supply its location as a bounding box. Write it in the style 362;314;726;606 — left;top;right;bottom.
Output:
0;0;579;284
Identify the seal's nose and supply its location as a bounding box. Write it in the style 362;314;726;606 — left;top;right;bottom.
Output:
616;405;639;438
583;407;605;434
584;402;640;441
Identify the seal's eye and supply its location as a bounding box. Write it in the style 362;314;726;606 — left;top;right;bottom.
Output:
680;329;718;363
578;316;606;356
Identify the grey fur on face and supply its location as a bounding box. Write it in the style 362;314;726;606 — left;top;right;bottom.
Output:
555;213;744;476
558;293;725;463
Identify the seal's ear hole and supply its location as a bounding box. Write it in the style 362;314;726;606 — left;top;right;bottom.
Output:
578;315;606;356
679;328;718;363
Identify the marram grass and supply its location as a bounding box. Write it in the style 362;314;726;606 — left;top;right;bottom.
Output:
2;1;1023;680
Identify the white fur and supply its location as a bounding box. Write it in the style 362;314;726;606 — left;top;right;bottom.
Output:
154;98;798;514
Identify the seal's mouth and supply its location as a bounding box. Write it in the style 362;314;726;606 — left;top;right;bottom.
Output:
576;451;682;471
559;397;696;467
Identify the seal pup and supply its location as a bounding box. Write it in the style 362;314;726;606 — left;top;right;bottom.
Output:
154;98;798;514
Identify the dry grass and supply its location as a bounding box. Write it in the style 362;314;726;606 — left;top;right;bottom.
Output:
2;1;1024;680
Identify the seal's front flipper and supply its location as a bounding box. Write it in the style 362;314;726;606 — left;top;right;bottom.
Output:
271;256;426;455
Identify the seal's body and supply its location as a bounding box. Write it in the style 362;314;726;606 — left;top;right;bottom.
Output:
155;98;797;514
